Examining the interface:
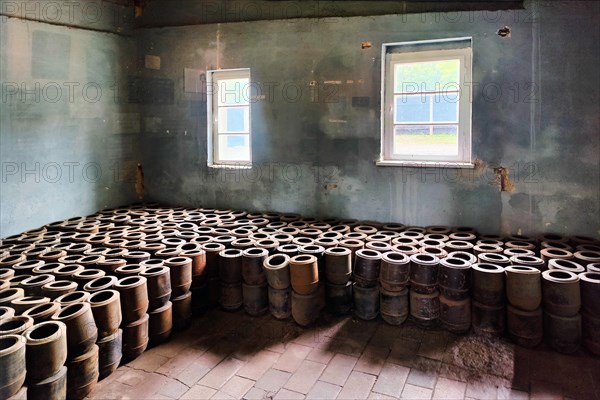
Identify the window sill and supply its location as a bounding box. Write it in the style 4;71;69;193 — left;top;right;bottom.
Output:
208;163;253;170
376;160;475;169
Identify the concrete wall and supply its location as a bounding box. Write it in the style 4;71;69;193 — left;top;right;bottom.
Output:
137;0;599;237
0;0;140;236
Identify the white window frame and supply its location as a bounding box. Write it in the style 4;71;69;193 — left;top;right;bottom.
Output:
207;68;252;168
378;38;473;168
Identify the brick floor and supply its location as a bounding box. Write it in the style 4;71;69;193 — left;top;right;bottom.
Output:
88;308;600;400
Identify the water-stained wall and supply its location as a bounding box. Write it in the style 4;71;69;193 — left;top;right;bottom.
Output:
0;0;140;236
137;0;599;237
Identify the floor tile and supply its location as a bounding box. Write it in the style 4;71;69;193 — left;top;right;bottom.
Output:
274;388;305;400
320;353;359;386
156;377;190;399
432;377;467;400
220;376;255;398
284;360;327;394
176;361;211;387
126;352;170;373
401;383;433;400
337;371;377;400
273;343;313;373
372;362;410;398
407;368;439;390
199;357;246;389
180;385;218;400
237;350;281;380
254;368;292;393
243;387;268;400
306;347;336;364
354;345;390;375
306;381;342;400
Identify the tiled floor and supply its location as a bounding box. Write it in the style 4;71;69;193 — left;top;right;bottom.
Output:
89;309;600;400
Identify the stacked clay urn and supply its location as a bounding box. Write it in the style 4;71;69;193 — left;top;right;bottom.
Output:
263;253;292;320
1;203;600;375
114;274;149;362
140;258;173;346
51;299;99;398
23;321;68;400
